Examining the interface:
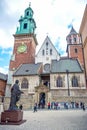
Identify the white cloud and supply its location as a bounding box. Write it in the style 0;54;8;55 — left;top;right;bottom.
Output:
0;29;14;48
0;0;86;51
0;66;8;74
0;0;86;74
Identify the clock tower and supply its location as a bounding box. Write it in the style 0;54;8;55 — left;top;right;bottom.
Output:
9;4;38;71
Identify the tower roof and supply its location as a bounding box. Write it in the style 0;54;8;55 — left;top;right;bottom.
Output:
16;3;36;35
67;26;78;37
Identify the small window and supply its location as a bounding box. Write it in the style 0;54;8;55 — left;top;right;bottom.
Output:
69;39;72;44
26;70;29;72
56;76;62;87
27;11;29;16
74;37;77;42
46;42;48;46
75;48;78;53
50;49;52;55
46;50;48;55
21;78;28;89
23;23;27;29
72;76;78;87
42;50;45;55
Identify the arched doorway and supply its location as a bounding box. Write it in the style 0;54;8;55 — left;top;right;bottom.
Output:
39;92;45;109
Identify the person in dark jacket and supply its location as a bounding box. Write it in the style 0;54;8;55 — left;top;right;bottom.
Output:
19;104;23;110
33;103;37;112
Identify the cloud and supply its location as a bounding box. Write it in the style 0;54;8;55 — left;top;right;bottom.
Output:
0;0;87;74
54;37;67;56
0;0;19;31
0;66;8;74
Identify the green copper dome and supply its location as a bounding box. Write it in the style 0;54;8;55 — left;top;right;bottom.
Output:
16;4;36;35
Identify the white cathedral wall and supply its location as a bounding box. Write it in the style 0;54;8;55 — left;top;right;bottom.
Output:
35;38;60;65
50;74;66;89
13;75;40;94
50;73;86;89
35;54;60;65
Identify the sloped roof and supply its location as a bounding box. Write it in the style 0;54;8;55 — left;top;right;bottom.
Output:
51;58;83;73
36;35;60;56
0;73;8;81
13;63;42;76
67;26;78;37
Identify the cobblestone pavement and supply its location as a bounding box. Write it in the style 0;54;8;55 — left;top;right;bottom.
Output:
0;109;87;130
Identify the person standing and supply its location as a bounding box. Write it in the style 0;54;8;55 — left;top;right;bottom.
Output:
82;103;85;111
48;102;50;110
33;103;37;112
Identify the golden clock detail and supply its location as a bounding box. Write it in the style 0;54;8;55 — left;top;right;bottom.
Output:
17;43;27;53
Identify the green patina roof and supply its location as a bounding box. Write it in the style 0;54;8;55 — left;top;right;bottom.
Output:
13;63;42;76
16;4;36;35
51;58;83;73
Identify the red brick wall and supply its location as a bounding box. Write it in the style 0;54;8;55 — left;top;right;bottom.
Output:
0;79;7;96
68;44;84;67
9;35;36;70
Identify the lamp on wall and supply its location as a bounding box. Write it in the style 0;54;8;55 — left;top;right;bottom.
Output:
66;69;70;96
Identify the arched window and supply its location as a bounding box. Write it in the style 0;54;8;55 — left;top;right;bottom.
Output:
42;49;45;55
74;37;77;42
50;49;52;55
21;78;28;89
46;42;48;46
56;76;62;87
23;23;27;29
69;39;72;44
75;48;78;53
26;11;29;16
72;76;78;87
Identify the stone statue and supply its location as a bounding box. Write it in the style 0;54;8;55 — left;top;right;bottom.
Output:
9;80;23;110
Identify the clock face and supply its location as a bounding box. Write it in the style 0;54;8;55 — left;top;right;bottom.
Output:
44;64;50;72
17;44;27;53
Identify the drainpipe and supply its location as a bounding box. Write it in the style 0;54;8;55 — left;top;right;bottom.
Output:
66;69;70;96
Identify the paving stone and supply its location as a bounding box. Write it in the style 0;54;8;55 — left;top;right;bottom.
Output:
0;109;87;130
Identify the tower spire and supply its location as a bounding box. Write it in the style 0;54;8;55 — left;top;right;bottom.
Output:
29;2;31;7
16;3;36;35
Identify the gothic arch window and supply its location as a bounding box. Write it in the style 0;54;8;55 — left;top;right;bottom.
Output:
26;11;29;16
50;49;52;55
72;76;78;87
23;23;27;29
21;78;28;89
75;48;78;53
74;37;77;42
56;76;62;87
42;49;45;55
69;39;72;44
46;42;48;46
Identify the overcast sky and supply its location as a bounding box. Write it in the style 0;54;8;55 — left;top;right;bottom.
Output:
0;0;87;74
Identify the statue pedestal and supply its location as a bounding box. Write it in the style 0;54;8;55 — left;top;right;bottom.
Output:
0;110;26;125
0;103;4;113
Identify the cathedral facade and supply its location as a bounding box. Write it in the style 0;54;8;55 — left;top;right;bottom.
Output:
5;4;87;109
